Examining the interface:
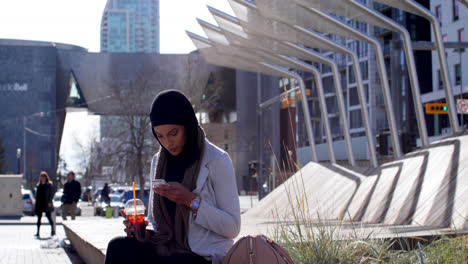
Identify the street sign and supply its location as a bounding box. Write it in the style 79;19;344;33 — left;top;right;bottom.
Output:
456;99;468;114
425;103;448;114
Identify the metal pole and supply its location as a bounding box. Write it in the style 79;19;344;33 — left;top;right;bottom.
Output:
425;10;460;133
260;63;318;163
257;72;265;200
460;49;464;127
347;0;429;147
284;41;354;166
400;30;429;146
276;5;385;164
349;53;378;168
331;63;355;166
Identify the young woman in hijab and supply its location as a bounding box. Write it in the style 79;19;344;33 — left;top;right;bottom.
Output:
105;90;241;264
34;171;56;238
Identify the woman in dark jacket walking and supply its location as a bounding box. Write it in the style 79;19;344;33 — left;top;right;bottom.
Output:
35;171;56;238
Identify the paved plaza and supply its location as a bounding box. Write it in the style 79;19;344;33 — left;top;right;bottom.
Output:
0;224;84;264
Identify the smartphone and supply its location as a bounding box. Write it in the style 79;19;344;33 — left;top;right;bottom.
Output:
152;179;168;187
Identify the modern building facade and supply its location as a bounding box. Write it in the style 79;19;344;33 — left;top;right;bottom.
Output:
426;0;468;137
100;0;160;53
0;40;87;189
291;0;434;165
0;39;238;191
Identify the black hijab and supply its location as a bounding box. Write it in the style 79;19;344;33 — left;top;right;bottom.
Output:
149;90;200;167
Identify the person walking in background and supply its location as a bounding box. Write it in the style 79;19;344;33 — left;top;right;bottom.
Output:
62;171;81;220
101;183;111;205
35;171;56;238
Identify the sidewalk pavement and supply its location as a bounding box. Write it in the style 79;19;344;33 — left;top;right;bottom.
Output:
0;224;84;264
0;216;63;226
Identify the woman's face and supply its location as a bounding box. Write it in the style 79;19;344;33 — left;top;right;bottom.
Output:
154;124;187;156
40;175;46;184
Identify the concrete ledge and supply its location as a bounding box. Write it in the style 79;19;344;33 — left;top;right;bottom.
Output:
64;224;105;264
63;217;123;264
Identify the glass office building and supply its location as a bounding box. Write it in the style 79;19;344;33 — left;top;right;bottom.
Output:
100;0;160;53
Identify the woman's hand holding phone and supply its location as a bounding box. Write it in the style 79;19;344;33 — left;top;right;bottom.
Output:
153;181;196;208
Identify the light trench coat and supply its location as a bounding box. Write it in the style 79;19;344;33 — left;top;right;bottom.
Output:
147;139;241;264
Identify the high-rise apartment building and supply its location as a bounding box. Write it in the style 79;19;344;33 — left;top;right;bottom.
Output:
100;0;160;53
291;0;434;165
428;0;468;136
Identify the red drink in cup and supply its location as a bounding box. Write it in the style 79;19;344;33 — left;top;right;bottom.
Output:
124;199;146;242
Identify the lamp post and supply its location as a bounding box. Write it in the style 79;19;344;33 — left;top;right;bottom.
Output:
16;148;21;174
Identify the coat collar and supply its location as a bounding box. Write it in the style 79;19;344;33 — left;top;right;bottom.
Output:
194;139;212;193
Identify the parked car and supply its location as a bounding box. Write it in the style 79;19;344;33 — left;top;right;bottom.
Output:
81;186;92;202
121;189;150;207
91;189;101;205
53;191;81;216
22;188;35;216
94;194;125;216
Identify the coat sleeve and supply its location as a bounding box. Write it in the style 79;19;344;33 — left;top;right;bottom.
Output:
48;184;56;203
193;152;241;239
74;181;82;202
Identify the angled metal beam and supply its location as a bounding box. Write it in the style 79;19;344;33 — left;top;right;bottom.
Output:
198;20;329;163
332;0;429;146
187;32;319;201
229;0;401;159
209;7;356;166
228;0;384;164
372;0;459;133
282;0;429;146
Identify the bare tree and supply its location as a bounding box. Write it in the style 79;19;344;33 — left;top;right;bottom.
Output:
100;67;160;199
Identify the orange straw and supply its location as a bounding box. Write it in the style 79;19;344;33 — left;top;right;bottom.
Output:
132;182;137;215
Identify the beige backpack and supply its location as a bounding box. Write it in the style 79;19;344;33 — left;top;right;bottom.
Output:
222;235;294;264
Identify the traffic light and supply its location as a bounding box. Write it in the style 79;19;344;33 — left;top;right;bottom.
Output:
297;89;311;101
281;96;295;109
425;103;448;114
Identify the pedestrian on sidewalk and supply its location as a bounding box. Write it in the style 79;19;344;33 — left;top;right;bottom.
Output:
101;183;110;205
105;90;241;264
34;171;56;238
62;171;81;220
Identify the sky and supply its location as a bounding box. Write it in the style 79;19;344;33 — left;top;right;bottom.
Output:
0;0;234;172
0;0;234;53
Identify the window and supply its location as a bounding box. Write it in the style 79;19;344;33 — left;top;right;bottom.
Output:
326;96;338;113
348;65;356;84
458;28;465;42
349;87;359;106
360;61;369;80
455;64;461;85
323;76;334;94
435;5;442;25
443;34;448;54
358;42;368;58
438;70;443;90
453;0;459;21
350;109;362;129
402;101;407;121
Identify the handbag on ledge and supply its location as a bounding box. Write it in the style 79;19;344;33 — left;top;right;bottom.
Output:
222;234;294;264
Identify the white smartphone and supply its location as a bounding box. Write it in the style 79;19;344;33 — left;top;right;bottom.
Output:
152;179;168;187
